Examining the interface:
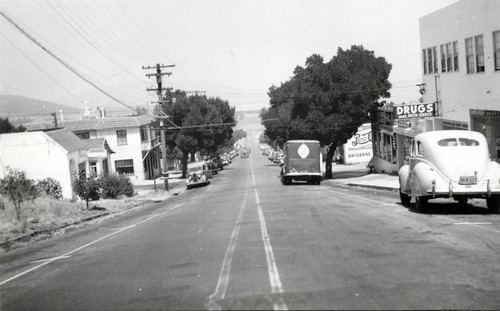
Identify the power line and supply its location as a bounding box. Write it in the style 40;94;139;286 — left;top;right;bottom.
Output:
0;30;86;105
0;8;136;112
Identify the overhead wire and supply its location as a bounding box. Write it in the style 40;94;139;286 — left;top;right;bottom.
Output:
48;0;149;88
30;2;145;93
0;8;137;112
0;30;87;105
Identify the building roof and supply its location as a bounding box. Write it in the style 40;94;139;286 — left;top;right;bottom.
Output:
44;128;88;152
25;115;155;132
85;138;114;153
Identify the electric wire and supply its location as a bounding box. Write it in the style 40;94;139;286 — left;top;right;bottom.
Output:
0;8;136;112
0;30;86;105
29;2;145;93
47;0;149;87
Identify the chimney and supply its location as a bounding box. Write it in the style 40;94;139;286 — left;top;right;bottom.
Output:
100;107;106;118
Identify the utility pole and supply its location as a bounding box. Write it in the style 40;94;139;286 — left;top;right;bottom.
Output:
143;63;175;190
51;112;58;128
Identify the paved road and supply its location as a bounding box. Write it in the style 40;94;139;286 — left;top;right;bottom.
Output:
2;118;500;309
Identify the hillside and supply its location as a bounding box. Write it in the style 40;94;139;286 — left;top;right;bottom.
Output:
0;95;80;117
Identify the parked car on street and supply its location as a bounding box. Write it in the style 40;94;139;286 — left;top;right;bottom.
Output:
398;130;500;213
185;161;211;189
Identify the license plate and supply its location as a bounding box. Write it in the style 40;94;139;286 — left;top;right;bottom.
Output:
459;176;477;185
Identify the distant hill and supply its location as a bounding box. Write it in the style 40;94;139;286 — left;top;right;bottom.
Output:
0;95;80;117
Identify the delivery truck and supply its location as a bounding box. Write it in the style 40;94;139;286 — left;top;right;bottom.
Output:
280;140;322;185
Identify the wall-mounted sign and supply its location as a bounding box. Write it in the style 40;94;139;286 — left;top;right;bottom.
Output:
393;103;437;120
470;109;500;117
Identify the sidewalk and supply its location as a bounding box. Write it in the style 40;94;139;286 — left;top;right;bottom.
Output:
325;162;400;192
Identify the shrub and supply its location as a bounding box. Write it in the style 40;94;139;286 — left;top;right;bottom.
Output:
36;178;62;199
72;172;101;209
100;175;134;199
0;169;38;221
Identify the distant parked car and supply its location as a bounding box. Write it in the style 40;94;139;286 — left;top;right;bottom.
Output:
398;130;500;213
207;160;218;175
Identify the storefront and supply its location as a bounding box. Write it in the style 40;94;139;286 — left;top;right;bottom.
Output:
470;109;500;163
371;104;398;174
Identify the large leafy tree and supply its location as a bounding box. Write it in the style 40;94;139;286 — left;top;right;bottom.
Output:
262;45;392;179
161;92;236;178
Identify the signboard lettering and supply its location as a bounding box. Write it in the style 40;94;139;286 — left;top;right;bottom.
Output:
393;103;436;120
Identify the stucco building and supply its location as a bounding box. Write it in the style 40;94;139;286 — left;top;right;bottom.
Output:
373;0;500;173
0;129;89;199
26;115;161;182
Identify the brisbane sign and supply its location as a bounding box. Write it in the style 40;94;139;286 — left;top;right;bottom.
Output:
393;103;437;120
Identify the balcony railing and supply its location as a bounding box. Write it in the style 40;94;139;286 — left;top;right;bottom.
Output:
141;136;161;150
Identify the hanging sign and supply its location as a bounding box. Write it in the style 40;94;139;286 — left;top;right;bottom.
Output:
393;103;437;120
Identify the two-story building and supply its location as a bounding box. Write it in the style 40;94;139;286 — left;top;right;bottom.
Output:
373;0;500;173
26;114;161;182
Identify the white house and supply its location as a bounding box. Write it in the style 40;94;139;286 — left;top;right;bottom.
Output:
26;115;162;182
0;129;88;199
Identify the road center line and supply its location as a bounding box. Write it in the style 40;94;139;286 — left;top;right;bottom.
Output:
250;157;288;311
206;192;248;310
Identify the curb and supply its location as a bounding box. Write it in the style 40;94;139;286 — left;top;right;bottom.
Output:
327;180;399;193
346;183;399;193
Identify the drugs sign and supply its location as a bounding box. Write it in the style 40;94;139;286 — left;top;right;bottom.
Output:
393;103;436;120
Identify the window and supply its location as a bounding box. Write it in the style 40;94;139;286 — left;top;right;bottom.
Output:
475;35;485;72
140;127;148;142
493;30;500;71
446;43;452;71
76;132;90;140
422;49;427;75
89;161;97;175
438;138;458;146
433;47;438;73
427;48;433;74
441;44;446;72
115;159;134;175
458;138;479;146
423;47;437;74
417;141;425;155
453;41;459;71
117;130;127;145
465;37;475;73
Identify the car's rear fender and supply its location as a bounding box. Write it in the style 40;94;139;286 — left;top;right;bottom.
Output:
398;164;411;193
412;161;440;197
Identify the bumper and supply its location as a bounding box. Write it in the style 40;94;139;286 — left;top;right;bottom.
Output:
425;179;500;198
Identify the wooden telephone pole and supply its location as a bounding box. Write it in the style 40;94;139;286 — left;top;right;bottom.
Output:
143;63;175;190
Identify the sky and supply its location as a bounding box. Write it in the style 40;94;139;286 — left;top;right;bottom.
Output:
0;0;458;114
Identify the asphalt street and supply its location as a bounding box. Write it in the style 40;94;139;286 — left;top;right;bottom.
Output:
1;116;500;310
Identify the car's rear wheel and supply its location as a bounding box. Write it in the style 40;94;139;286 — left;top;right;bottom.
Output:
457;197;468;205
414;196;428;213
399;189;411;205
486;195;500;213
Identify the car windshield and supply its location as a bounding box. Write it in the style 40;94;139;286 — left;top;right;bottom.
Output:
188;166;202;172
438;138;479;147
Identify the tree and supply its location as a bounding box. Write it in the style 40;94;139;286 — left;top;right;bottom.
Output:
135;106;148;116
72;172;101;209
0;118;26;134
232;129;247;141
0;169;38;221
263;45;392;179
161;91;236;178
